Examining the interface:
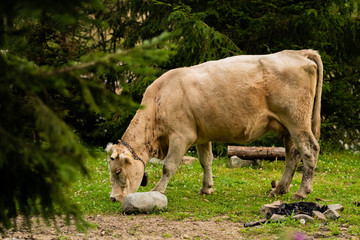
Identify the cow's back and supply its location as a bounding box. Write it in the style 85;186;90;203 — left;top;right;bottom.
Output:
145;50;318;144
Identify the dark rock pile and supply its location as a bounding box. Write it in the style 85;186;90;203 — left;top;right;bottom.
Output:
245;200;343;227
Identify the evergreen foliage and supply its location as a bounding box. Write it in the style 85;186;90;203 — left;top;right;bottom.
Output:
0;0;174;231
67;0;360;150
119;0;360;149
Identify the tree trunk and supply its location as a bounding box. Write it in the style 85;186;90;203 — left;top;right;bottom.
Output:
228;146;285;160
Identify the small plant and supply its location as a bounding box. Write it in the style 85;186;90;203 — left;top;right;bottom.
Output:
328;222;341;236
162;233;171;238
348;225;360;236
57;236;71;240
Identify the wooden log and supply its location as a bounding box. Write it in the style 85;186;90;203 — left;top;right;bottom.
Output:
244;218;267;227
228;146;285;160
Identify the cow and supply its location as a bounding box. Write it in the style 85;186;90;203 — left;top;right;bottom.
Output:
106;49;323;202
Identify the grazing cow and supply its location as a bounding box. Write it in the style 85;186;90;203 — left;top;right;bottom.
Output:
106;49;323;202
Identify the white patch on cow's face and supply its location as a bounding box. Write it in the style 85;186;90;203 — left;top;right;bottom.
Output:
107;145;143;202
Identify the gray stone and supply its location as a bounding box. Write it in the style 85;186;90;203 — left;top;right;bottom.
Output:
312;210;327;221
122;191;168;214
260;200;284;217
230;156;259;168
293;214;314;223
270;214;286;222
324;209;340;220
182;156;197;165
327;204;344;212
149;158;164;165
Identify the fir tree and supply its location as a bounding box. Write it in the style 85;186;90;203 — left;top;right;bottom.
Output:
0;0;174;231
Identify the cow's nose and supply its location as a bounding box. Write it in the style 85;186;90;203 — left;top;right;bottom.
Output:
110;197;117;202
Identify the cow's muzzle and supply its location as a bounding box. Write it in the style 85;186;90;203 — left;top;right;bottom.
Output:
109;193;124;202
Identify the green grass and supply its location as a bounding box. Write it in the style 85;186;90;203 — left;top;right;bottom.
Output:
69;149;360;238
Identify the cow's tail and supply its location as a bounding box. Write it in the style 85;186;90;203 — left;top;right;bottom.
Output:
302;50;323;140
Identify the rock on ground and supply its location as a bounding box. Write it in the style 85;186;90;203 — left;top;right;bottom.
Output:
182;156;197;165
229;156;259;168
260;200;284;217
149;156;198;165
149;158;164;165
323;209;340;220
270;214;286;222
312;210;327;221
293;214;314;223
327;204;344;212
122;191;167;214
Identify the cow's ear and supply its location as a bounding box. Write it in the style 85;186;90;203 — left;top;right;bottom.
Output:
105;143;113;153
120;153;133;164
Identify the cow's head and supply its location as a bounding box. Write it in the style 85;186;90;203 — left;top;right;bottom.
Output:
106;143;145;202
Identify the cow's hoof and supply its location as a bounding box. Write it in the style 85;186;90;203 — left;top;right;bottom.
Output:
269;186;289;197
268;190;277;197
200;187;214;195
292;191;306;200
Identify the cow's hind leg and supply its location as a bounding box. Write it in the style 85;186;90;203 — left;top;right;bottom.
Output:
152;134;192;194
269;134;301;197
290;130;320;200
197;142;214;195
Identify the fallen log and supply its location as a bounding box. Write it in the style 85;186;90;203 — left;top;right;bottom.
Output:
228;146;285;160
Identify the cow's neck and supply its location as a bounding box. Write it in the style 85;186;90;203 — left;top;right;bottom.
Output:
121;108;156;166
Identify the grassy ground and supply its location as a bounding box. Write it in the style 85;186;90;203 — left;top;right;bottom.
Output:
70;149;360;239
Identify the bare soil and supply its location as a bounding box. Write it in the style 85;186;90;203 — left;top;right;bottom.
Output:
2;215;355;240
3;215;246;240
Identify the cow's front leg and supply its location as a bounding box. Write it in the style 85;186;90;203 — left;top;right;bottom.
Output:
152;134;191;194
197;142;214;195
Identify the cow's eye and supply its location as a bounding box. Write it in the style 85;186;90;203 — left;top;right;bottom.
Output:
115;169;122;175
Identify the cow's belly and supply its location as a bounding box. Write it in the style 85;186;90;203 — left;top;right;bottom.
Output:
194;112;273;144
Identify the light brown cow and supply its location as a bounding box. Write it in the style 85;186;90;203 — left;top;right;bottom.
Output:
106;49;323;202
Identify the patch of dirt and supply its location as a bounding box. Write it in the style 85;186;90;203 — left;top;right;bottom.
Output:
3;215;355;240
3;215;246;240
